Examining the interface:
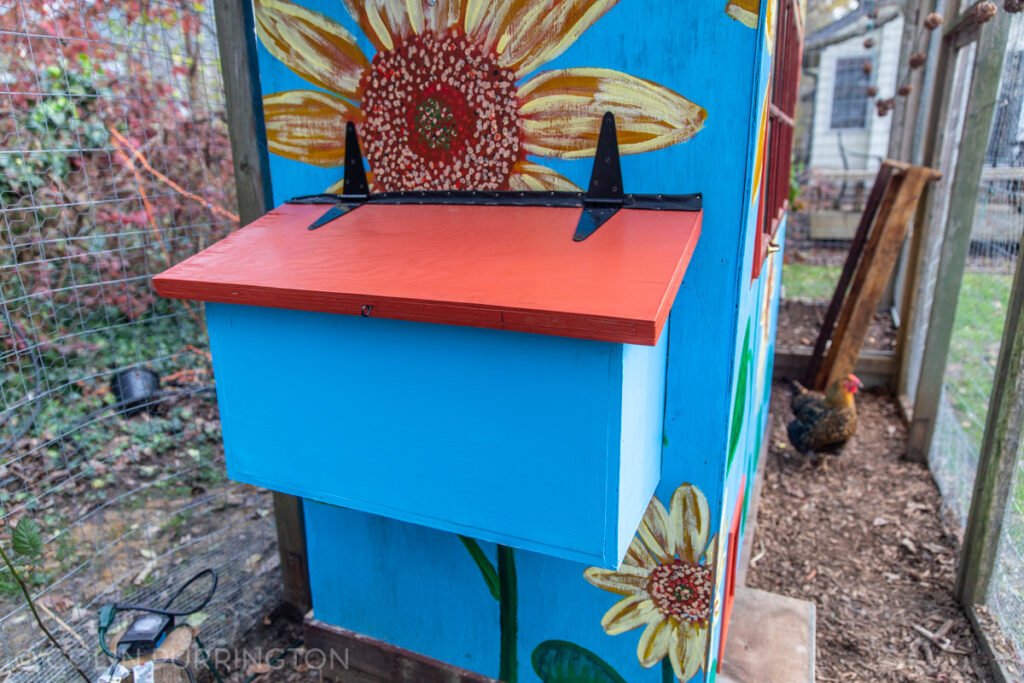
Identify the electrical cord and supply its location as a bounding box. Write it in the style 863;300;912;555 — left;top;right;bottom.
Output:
98;569;217;679
116;567;218;617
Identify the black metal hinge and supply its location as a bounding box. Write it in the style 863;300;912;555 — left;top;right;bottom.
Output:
288;113;701;240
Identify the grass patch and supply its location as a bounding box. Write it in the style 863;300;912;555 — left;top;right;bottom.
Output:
781;264;842;301
945;270;1014;448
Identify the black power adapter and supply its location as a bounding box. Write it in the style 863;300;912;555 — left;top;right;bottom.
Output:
115;612;174;658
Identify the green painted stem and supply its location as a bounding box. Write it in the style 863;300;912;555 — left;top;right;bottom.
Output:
458;535;500;601
662;658;675;683
498;545;518;682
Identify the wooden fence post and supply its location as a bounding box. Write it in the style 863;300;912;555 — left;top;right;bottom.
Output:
906;8;1011;463
212;0;312;614
956;236;1024;607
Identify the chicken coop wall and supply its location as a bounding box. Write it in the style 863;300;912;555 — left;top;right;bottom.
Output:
229;0;791;680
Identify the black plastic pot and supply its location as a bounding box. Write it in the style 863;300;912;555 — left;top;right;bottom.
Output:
110;367;161;416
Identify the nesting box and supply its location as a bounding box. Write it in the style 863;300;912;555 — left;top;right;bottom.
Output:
155;199;701;567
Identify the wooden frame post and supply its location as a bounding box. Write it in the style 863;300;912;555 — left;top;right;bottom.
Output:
212;0;311;614
956;238;1024;607
906;7;1011;463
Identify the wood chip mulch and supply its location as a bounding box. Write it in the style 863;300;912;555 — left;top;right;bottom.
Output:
746;382;995;682
775;300;897;351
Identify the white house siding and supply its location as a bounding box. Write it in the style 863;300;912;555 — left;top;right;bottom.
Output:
810;15;904;171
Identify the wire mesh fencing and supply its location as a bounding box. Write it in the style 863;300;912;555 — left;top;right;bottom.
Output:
980;14;1024;666
0;0;280;680
925;15;1023;527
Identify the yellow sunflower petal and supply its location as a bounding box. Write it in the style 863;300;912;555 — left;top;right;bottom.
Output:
637;495;673;563
425;0;463;33
340;0;432;51
325;171;376;194
264;90;363;167
668;621;708;682
624;534;659;571
507;161;581;191
254;0;369;100
519;68;707;160
462;0;618;78
583;564;650;597
637;618;674;669
668;483;711;565
726;0;760;28
600;593;658;635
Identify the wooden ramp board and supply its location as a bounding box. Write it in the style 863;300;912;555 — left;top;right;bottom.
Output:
806;161;940;389
153;202;702;346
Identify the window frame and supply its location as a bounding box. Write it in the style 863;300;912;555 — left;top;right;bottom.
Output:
753;0;803;280
830;56;871;131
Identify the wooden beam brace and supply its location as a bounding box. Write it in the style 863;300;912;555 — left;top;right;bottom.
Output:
305;617;501;682
212;0;311;613
818;166;936;390
805;161;898;387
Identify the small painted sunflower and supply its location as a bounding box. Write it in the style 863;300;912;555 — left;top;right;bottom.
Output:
255;0;707;192
584;482;716;682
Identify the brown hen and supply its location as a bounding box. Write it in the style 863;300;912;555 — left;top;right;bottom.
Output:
787;374;862;455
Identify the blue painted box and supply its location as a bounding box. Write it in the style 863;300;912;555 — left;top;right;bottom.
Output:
206;303;666;567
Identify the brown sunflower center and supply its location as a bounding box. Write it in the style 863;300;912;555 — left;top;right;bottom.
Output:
646;559;713;625
360;29;522;191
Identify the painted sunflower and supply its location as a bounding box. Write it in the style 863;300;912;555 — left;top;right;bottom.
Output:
255;0;707;192
584;482;716;682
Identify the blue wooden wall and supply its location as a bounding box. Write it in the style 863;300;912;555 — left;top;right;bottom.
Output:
247;1;787;680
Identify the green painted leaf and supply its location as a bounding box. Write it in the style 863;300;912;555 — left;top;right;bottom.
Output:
458;536;500;601
11;518;43;558
531;640;628;683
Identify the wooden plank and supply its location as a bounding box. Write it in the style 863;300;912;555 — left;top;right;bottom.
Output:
966;603;1018;683
272;491;311;615
212;0;272;224
816;173;905;389
305;616;501;682
805;162;897;387
155;203;703;346
819;167;935;390
776;346;896;389
211;0;308;614
956;236;1024;607
907;12;1012;463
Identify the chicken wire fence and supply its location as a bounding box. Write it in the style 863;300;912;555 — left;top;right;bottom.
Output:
895;10;1024;668
0;1;280;680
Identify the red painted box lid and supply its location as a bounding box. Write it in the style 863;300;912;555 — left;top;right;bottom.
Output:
153;202;701;345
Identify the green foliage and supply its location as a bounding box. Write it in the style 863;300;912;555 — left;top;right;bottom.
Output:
531;640;628;683
11;518;43;558
789;162;804;206
0;54;109;199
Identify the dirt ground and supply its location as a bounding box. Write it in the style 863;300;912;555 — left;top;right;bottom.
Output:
747;382;994;682
775;300;897;351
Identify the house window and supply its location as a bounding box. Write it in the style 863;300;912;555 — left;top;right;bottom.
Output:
753;0;802;279
830;57;870;130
